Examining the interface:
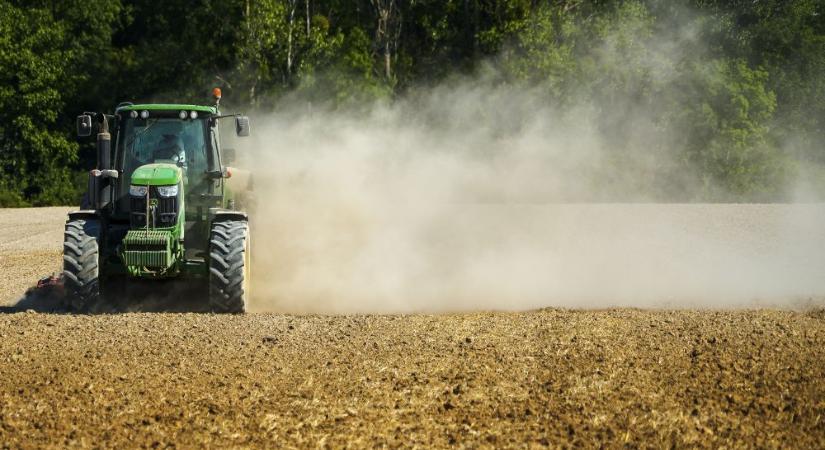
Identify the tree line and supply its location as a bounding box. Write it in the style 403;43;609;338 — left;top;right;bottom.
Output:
1;0;823;205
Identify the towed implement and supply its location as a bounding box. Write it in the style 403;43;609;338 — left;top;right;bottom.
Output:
64;89;252;312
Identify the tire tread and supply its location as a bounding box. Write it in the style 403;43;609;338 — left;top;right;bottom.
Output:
62;219;100;312
208;220;249;313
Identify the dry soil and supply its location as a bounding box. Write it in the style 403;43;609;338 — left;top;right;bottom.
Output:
0;207;71;305
0;207;823;448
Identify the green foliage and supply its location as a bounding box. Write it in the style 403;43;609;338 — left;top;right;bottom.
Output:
235;0;291;103
2;0;824;204
667;59;785;199
0;1;82;206
498;5;575;97
295;26;393;106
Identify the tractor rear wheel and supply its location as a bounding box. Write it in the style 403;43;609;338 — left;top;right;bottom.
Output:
63;218;101;312
208;220;250;313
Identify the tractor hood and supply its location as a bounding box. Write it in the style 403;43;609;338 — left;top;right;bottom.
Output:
130;163;182;186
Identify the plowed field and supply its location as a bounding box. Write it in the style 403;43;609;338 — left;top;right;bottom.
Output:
0;207;823;448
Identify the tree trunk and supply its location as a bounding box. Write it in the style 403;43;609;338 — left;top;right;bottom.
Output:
370;0;396;81
287;0;297;83
385;42;391;79
306;0;311;38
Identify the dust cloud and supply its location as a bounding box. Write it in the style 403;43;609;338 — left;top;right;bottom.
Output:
226;78;825;313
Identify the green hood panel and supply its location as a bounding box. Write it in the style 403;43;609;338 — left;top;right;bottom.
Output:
131;164;182;186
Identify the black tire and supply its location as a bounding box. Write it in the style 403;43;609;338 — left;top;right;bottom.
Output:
208;220;250;313
63;219;101;312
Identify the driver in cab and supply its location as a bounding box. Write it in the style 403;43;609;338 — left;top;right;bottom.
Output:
154;133;186;168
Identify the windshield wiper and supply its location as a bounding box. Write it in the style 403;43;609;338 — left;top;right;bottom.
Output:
124;119;159;151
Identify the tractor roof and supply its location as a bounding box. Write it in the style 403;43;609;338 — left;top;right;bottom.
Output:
116;103;217;114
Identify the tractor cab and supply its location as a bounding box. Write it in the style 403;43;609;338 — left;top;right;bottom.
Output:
113;105;218;226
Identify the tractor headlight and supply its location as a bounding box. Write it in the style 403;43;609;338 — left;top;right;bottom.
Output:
129;185;149;197
179;110;188;119
156;185;178;197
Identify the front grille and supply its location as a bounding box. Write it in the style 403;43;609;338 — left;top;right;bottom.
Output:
122;229;173;269
130;187;178;227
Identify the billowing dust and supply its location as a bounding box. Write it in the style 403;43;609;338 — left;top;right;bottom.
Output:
230;83;825;313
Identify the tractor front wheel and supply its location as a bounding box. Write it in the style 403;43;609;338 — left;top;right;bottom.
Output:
63;218;101;312
208;220;250;313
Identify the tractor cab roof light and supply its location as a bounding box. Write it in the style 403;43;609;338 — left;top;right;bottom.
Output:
139;110;149;119
179;110;188;119
189;110;198;119
129;110;138;119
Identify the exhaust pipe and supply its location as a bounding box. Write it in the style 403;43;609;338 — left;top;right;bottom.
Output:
97;115;111;170
89;114;117;210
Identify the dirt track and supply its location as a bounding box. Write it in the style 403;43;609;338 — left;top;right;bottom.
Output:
0;207;824;448
0;207;72;305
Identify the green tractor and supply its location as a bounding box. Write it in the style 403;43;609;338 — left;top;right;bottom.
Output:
64;90;252;313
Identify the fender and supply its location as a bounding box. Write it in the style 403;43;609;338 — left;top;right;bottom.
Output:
210;208;247;223
67;210;99;221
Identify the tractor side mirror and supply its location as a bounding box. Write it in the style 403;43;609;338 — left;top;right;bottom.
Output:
235;116;250;137
77;114;93;137
222;147;236;165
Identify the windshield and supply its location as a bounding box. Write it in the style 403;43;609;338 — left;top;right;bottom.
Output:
120;117;208;180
